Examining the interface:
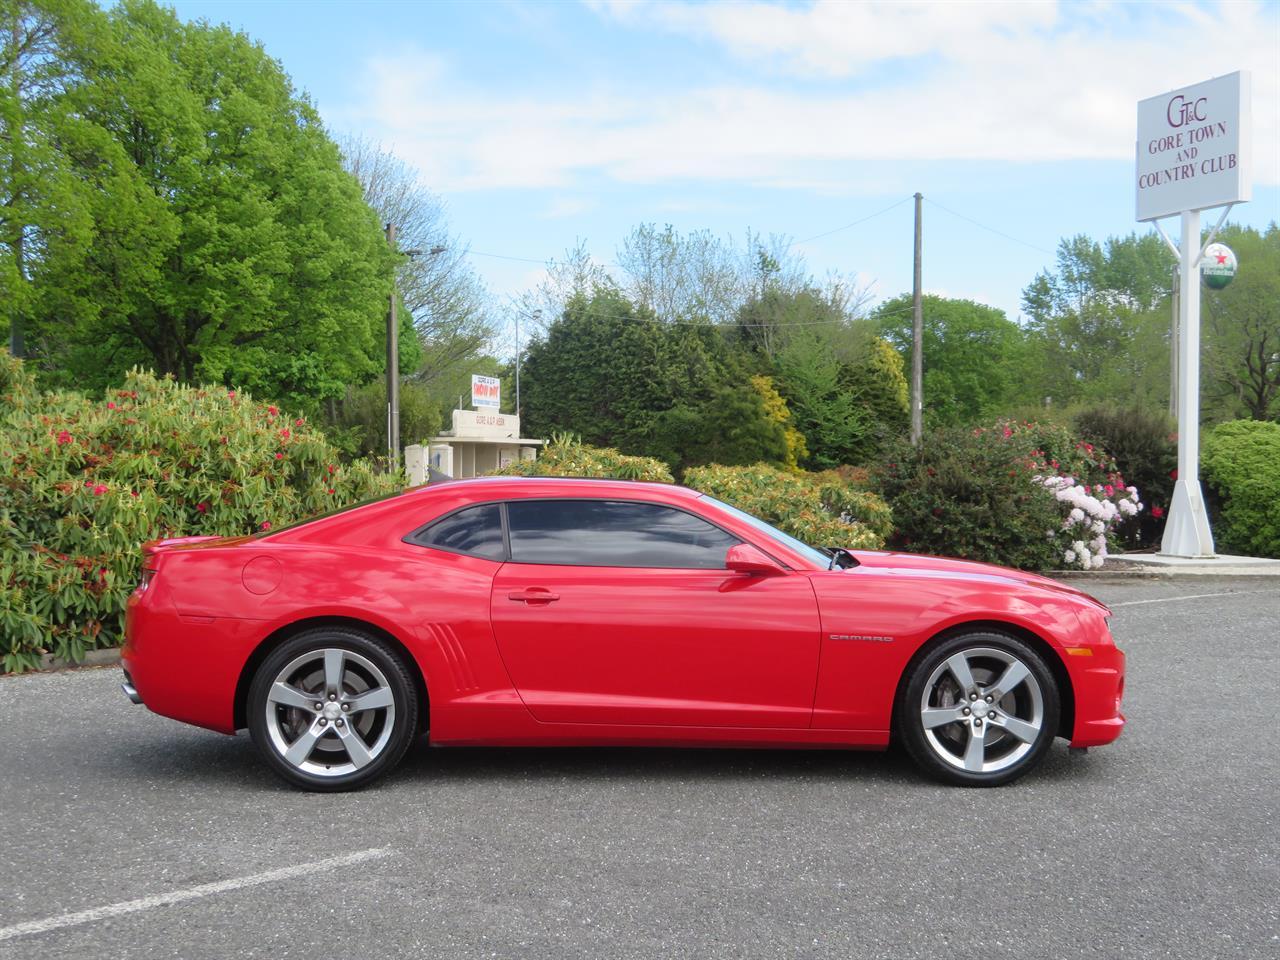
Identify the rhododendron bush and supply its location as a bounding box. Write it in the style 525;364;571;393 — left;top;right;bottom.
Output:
0;355;401;672
878;419;1142;572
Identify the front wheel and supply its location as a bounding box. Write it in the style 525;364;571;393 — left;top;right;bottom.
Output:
247;628;419;791
898;631;1060;787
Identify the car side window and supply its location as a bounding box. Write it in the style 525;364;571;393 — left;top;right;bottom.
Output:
505;499;739;569
409;503;506;561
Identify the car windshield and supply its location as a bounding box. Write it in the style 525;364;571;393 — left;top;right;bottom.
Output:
698;495;833;569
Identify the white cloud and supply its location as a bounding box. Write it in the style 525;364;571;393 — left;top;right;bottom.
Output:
340;1;1278;192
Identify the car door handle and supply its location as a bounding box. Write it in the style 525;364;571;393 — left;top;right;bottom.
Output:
508;588;560;604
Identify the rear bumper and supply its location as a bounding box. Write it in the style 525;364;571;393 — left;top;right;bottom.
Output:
1069;644;1126;747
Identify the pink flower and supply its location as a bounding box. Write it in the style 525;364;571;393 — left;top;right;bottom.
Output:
227;390;236;399
1105;484;1115;497
274;452;284;460
92;484;108;496
279;428;290;440
1151;505;1165;519
260;521;272;531
1002;427;1012;438
106;401;116;410
196;502;208;514
295;418;303;427
56;430;73;445
267;405;278;416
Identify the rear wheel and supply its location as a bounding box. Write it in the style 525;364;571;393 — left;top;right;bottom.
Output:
898;631;1059;787
248;627;418;791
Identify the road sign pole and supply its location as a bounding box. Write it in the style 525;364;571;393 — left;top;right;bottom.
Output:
1159;208;1215;558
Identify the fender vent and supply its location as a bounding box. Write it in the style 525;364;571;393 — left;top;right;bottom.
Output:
425;622;478;693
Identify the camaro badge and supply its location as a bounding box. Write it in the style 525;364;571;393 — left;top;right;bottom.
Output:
829;634;895;643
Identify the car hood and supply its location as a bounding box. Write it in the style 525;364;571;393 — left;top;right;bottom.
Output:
848;550;1110;614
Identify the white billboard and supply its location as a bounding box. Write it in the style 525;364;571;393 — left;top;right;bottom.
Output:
1136;71;1251;222
471;374;500;409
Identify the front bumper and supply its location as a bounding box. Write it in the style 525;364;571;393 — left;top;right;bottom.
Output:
1069;643;1126;747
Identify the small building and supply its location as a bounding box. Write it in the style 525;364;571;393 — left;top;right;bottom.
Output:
420;409;542;479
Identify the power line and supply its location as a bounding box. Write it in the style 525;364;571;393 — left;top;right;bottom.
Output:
790;195;914;246
924;198;1057;257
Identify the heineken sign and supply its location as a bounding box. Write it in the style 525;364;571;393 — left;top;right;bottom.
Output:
1201;243;1237;290
1136;71;1251;222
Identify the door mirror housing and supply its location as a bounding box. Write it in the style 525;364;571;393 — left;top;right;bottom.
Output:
725;543;785;576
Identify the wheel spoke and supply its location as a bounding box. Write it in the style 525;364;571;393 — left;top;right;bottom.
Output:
987;660;1030;700
945;653;977;695
922;705;967;729
337;724;374;769
993;714;1039;744
284;720;325;767
963;724;986;771
345;686;393;714
267;681;315;711
323;649;345;694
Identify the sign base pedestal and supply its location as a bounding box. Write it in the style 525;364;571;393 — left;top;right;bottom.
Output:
1158;478;1216;558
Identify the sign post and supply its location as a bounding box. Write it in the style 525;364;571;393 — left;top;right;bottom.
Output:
1136;71;1251;558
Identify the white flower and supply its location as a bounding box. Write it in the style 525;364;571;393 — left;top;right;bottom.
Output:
1069;507;1085;523
1091;554;1105;569
1064;549;1076;564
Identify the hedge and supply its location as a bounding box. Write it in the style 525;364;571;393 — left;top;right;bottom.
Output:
1202;420;1280;558
0;355;401;672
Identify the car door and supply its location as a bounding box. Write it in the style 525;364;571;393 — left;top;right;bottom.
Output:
489;498;822;728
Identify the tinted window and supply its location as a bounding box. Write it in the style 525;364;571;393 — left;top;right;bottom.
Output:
506;499;739;568
411;504;505;560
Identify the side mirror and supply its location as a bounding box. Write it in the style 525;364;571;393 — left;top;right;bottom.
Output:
725;543;785;576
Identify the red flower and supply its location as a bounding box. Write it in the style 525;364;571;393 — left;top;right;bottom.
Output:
327;465;336;475
221;436;229;444
327;488;335;495
130;491;139;498
106;401;116;410
227;390;236;399
267;405;278;416
275;452;284;460
1002;427;1012;438
260;521;272;531
1170;468;1178;481
1105;485;1115;497
56;430;73;445
1151;505;1165;519
295;418;304;427
92;484;108;496
196;502;209;514
279;428;290;440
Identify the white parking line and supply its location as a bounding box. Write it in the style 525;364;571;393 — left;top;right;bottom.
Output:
0;847;394;943
1110;589;1280;608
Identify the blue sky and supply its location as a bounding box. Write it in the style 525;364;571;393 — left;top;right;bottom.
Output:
167;0;1279;322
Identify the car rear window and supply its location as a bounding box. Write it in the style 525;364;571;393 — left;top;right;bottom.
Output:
407;503;506;561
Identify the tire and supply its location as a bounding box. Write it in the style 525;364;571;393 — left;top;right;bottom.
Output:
248;627;419;792
897;631;1060;787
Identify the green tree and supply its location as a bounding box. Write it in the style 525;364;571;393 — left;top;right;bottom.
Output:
1021;233;1172;407
521;286;779;469
873;294;1029;426
1202;224;1280;422
18;0;398;413
774;331;869;469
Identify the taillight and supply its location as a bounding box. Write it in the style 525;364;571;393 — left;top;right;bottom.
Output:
138;567;158;593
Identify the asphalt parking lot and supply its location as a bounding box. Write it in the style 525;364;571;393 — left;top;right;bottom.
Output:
1;576;1277;960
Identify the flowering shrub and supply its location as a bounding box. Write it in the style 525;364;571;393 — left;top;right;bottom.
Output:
1074;406;1175;546
683;464;888;550
492;433;674;483
1202;420;1280;558
0;355;401;672
877;418;1143;571
1036;476;1143;569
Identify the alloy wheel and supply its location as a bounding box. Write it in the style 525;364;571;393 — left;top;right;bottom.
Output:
918;645;1045;775
263;647;397;778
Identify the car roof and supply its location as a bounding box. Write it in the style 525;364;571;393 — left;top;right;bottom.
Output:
404;475;704;502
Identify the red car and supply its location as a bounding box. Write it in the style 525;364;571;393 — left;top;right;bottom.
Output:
122;477;1125;790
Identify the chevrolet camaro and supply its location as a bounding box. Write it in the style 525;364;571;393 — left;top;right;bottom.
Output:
122;477;1125;790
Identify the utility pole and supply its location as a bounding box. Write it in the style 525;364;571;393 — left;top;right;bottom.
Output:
910;192;924;445
385;222;401;467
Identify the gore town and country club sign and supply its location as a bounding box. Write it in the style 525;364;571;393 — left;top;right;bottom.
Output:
1136;71;1251;221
